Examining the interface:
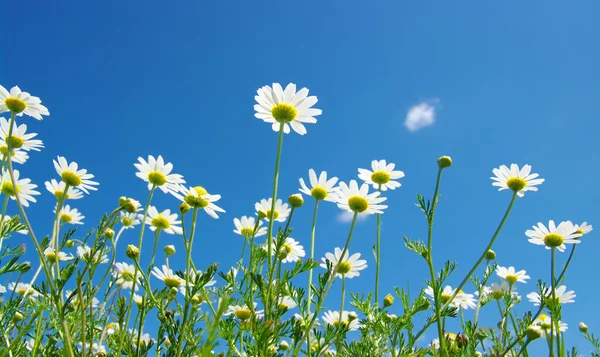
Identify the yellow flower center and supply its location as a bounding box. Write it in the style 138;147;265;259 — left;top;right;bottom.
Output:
121;270;134;281
506;274;518;285
538;314;552;329
0;146;10;157
240;227;254;237
490;291;504;300
184;186;209;208
53;190;70;200
151;215;171;230
122;217;133;226
5;135;24;149
333;320;349;328
266;209;279;220
441;293;452;304
164;277;181;288
506;177;527;192
278;303;289;311
271;103;298;123
348;196;369;213
371;170;391;185
277;243;293;260
60;213;73;223
191;294;205;304
1;182;20;197
61;170;82;187
311;186;328;200
234;309;253;321
336;261;352;275
16;288;27;295
148;171;167;186
575;229;584;236
544;233;564;248
45;251;58;263
5;97;27;113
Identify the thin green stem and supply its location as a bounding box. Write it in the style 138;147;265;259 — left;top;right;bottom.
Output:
375;184;382;303
556;245;576;285
147;229;161;274
550;248;560;357
307;200;320;314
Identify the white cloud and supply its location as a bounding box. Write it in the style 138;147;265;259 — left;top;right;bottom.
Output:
336;211;369;223
404;100;439;132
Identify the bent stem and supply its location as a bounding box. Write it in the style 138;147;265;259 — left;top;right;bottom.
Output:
307;200;320;315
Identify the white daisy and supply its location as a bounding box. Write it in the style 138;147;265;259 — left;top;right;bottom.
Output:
534;314;568;337
134;155;184;195
491;164;544;197
120;211;140;229
185;269;217;288
0;147;28;164
320;247;367;279
357;160;405;191
273;237;305;263
1;169;39;207
0;85;49;120
8;282;41;298
53;156;99;194
113;262;141;290
0;284;5;294
299;169;338;202
526;285;576;306
574;222;593;237
322;310;361;331
45;179;83;200
233;216;266;237
525;220;582;252
254;83;321;135
0;117;44;151
43;247;74;263
140;206;183;235
66;289;99;308
425;285;477;310
496;266;530;285
2;215;27;234
224;302;264;320
77;245;109;264
277;296;298;311
133;294;144;307
478;282;517;301
103;322;120;337
255;198;290;222
151;265;186;288
129;329;154;348
332;180;387;215
173;185;225;219
56;205;84;225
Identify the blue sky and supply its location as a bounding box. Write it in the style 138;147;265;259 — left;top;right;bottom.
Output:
3;0;600;353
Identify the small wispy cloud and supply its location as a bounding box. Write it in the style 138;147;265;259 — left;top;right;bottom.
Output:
404;100;439;132
337;211;369;223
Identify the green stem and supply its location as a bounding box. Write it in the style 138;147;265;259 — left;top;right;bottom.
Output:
550;248;560;357
0;195;9;252
147;229;161;274
307;200;320;315
375;184;382;303
556;245;576;285
177;207;199;357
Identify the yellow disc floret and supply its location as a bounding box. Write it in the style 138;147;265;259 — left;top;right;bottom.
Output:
347;196;369;213
60;213;73;223
240;227;254;237
266;209;279;220
5;97;27;113
271;103;298;123
506;177;527;192
163;277;181;288
148;171;167;186
1;182;19;197
234;309;253;321
61;170;82;187
371;171;391;185
5;135;24;149
53;190;70;200
544;233;564;248
184;186;209;208
505;274;518;285
336;261;352;275
151;214;171;230
311;186;328;200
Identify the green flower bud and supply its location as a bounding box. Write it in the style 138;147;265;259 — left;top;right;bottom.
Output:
525;325;542;340
164;245;176;257
484;249;496;261
65;240;75;248
383;294;394;308
179;202;190;215
279;341;290;351
288;193;304;208
104;228;115;239
126;244;139;259
437;156;453;169
580;322;589;333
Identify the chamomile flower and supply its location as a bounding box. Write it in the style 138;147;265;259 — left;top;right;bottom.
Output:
332;180;387;215
225;302;264;320
53;156;99;194
186;269;217;287
255;198;290;222
77;245;109;264
133;294;144;307
2;215;27;234
0;117;44;151
103;322;120;337
174;185;225;219
277;296;298;311
66;290;99;308
43;247;74;263
322;310;361;331
151;265;186;288
45;179;83;200
491;164;544;197
0;85;49;120
273;237;305;263
113;262;141;290
574;222;593;237
534;314;568;336
8;282;41;298
0;147;28;164
129;330;154;348
525;220;582;252
358;160;405;191
233;216;266;237
254;83;321;135
141;206;183;235
320;247;367;279
0;169;39;207
425;285;477;310
56;205;84;225
299;169;338;201
120;211;140;229
496;266;530;285
526;285;576;306
134;155;184;195
0;285;5;294
479;282;513;301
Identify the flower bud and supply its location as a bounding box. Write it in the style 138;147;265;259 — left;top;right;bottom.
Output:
437;155;453;169
104;228;115;239
12;312;24;322
19;261;31;273
580;322;589;333
65;240;75;248
484;249;496;261
119;197;140;213
169;287;179;298
525;325;542;340
164;245;176;257
126;244;139;259
288;194;304;208
279;341;290;351
179;202;190;215
383;294;394;308
347;311;358;322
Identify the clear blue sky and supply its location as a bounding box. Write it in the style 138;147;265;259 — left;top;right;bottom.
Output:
4;0;599;353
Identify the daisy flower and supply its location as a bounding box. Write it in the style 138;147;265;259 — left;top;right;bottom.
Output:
273;237;305;263
526;285;575;306
0;85;49;120
133;294;144;307
425;285;477;310
322;310;361;331
113;262;141;290
183;269;217;289
66;289;99;308
44;247;74;263
0;117;44;151
151;265;186;288
320;247;367;279
574;222;593;237
478;282;513;301
45;179;83;200
103;322;120;337
357;160;405;191
53;156;99;194
120;211;140;229
140;206;182;235
0;169;39;207
526;220;582;252
8;282;41;298
277;296;298;311
56;205;84;225
534;314;568;337
174;185;225;219
2;215;27;234
299;169;338;201
491;164;544;197
496;266;530;285
332;180;387;215
0;147;28;164
225;302;264;320
134;155;184;195
129;330;154;348
255;198;290;222
0;285;5;294
254;83;321;135
233;216;266;237
77;245;109;264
